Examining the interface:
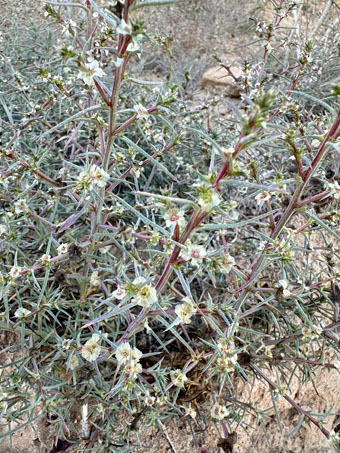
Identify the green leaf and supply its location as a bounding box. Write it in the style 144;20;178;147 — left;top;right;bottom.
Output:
88;0;119;26
131;0;178;11
305;210;340;242
290;91;335;115
36;104;102;141
121;137;179;182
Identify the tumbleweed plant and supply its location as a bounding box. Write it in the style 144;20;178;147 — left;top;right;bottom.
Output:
1;0;340;451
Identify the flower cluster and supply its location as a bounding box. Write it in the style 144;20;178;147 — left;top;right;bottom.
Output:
175;297;197;324
164;208;186;228
211;403;229;420
78;59;105;86
170;369;188;388
132;277;157;308
115;342;143;378
81;333;102;362
301;324;323;342
197;185;221;211
76;164;110;191
181;244;207;266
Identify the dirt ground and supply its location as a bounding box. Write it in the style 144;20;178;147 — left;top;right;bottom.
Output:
1;0;339;452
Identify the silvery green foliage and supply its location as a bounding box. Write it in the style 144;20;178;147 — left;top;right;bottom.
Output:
0;0;340;451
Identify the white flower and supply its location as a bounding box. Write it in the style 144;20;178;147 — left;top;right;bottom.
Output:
57;243;69;255
277;279;291;297
211;403;229;420
68;355;79;371
90;164;110;188
14;307;31;319
175;297;197;324
131;347;143;363
334;359;340;372
329;181;340;199
127;40;140;53
117;19;132;35
255;191;271;205
78;59;105;86
134;103;149;120
0;225;6;236
219;254;235;273
10;266;22;279
133;279;157;308
112;286;126;300
184;404;197;418
144;394;156;406
182;244;207;267
76;170;92;191
328;430;340;447
124;361;142;378
225;200;239;219
302;325;322;341
164;209;186;228
115;342;131;363
81;333;101;362
198;189;221;211
170;369;188;388
14;199;29;215
215;355;237;373
90;271;101;288
40;254;51;266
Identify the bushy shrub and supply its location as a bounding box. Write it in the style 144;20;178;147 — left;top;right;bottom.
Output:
1;0;340;451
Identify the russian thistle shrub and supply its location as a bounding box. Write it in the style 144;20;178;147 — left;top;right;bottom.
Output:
1;0;340;451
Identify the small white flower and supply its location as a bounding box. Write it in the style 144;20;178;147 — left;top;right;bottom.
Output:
57;243;69;255
117;19;132;35
184;404;197;419
10;266;22;279
175;297;197;324
164;209;185;228
0;225;6;236
198;189;221;211
182;244;207;267
219;254;235;274
170;369;188;388
14;307;31;319
40;254;51;266
112;286;126;300
124;361;142;378
277;279;291;297
328;430;340;447
255;191;271;205
215;355;237;373
115;342;131;363
76;170;92;191
302;325;322;341
134;103;149;120
334;359;340;372
329;181;340;200
78;59;105;86
90;164;110;188
68;355;79;371
81;333;101;362
127;40;140;53
211;403;229;420
144;394;156;406
131;347;143;363
133;279;157;308
90;271;101;288
14;199;29;215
